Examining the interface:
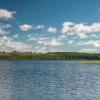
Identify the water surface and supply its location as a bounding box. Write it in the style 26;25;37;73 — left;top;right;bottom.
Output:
0;61;100;100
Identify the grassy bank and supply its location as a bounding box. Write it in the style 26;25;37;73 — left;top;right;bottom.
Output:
80;61;100;65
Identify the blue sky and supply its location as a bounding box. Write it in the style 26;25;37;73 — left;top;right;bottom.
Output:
0;0;100;52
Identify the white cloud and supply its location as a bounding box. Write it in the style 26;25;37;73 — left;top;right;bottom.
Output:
90;34;97;38
0;36;32;52
27;34;39;41
37;38;62;46
49;39;62;46
68;40;74;44
13;34;19;38
0;9;16;20
28;34;64;47
19;24;32;31
35;25;45;29
61;22;74;34
78;33;88;38
79;48;96;52
34;46;48;53
19;24;45;31
47;27;57;33
77;40;100;47
0;24;11;35
27;34;65;52
27;34;65;47
57;35;67;41
61;22;100;38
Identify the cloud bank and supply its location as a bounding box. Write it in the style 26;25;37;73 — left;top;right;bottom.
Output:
61;22;100;38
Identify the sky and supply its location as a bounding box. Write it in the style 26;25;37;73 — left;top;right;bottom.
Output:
0;0;100;52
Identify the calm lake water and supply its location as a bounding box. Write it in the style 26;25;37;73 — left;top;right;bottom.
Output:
0;61;100;100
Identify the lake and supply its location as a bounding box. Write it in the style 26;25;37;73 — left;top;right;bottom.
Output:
0;61;100;100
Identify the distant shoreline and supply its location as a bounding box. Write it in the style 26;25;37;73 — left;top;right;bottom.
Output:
0;52;100;60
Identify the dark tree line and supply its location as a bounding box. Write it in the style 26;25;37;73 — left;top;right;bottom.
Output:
0;52;100;60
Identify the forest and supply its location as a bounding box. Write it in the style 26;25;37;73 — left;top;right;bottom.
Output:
0;52;100;60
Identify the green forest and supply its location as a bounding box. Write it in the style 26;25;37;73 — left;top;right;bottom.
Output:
0;52;100;60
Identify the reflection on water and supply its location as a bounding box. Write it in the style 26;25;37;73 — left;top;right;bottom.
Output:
0;61;100;100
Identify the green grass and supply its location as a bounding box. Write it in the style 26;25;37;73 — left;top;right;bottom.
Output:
80;61;100;65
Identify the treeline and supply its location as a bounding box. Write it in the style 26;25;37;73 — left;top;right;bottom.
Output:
0;52;100;60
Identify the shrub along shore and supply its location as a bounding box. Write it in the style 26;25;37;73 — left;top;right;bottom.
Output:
0;52;100;60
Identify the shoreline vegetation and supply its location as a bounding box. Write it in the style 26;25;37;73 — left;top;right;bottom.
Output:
0;52;100;61
80;61;100;65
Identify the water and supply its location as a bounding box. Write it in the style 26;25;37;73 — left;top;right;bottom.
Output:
0;61;100;100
